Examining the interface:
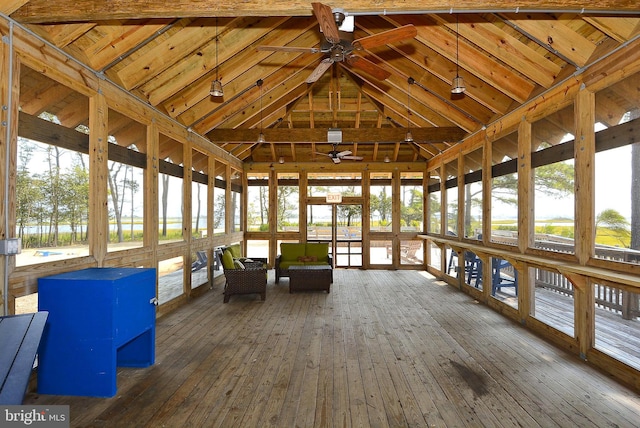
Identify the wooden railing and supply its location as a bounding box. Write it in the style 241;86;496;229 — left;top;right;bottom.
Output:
425;234;640;321
535;269;640;319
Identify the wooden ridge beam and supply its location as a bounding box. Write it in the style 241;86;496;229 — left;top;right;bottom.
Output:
209;127;466;143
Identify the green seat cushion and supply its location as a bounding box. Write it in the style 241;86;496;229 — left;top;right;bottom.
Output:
305;260;328;266
280;243;305;261
305;243;329;263
222;250;235;270
278;260;305;270
228;243;242;258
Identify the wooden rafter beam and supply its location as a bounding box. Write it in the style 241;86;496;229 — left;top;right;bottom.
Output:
10;1;640;23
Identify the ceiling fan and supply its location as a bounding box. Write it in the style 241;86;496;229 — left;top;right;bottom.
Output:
257;2;417;83
316;143;364;164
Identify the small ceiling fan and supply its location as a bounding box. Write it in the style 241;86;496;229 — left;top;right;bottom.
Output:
316;143;364;164
257;2;417;83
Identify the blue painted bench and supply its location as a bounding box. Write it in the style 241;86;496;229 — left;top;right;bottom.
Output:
0;312;48;404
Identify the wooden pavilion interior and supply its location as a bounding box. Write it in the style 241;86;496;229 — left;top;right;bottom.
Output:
1;0;640;425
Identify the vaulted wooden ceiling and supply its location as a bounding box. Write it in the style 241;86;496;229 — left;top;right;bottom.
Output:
4;1;640;165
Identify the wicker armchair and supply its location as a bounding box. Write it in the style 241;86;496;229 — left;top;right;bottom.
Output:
223;260;267;303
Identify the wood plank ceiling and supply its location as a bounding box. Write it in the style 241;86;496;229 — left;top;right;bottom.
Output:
4;1;640;167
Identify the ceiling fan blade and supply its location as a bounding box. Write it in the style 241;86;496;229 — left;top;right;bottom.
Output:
341;155;364;161
346;55;391;81
306;58;333;83
332;156;341;164
314;152;331;157
312;2;341;44
337;150;352;157
353;25;418;50
256;46;321;53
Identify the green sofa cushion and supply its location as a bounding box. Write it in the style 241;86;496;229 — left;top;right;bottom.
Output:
305;243;329;263
278;260;305;270
280;243;306;261
304;261;328;266
227;243;242;258
222;250;235;270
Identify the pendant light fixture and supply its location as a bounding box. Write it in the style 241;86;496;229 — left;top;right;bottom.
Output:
257;79;266;143
405;77;414;143
451;14;466;94
210;17;224;97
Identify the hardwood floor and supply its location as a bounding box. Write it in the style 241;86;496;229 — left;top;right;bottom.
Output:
25;270;640;427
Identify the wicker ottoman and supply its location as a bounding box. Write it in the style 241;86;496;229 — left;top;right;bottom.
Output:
288;265;332;293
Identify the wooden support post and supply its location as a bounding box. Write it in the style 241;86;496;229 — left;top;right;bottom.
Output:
299;171;308;243
482;131;491;245
563;271;593;360
0;30;19;315
457;153;464;238
574;88;596;265
362;171;371;269
517;119;533;254
89;89;109;266
268;167;278;264
183;141;193;297
145;122;159;269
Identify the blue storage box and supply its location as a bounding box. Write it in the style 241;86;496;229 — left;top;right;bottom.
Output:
38;268;156;397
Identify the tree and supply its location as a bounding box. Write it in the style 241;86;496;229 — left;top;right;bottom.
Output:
193;182;202;236
60;162;89;244
596;209;630;247
44;145;63;246
213;191;225;231
401;187;423;228
107;161;125;242
160;174;170;236
370;186;392;225
277;185;298;230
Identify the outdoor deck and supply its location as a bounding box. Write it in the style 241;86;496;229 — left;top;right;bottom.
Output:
25;270;640;427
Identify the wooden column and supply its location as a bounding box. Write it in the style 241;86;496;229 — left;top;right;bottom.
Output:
183;141;193;295
224;163;231;235
392;168;401;265
574;88;596;265
481;131;491;246
0;28;19;315
565;272;594;360
457;153;465;238
88;88;109;266
362;171;371;268
439;165;447;270
145;122;159;268
267;167;276;263
517;119;533;254
207;155;215;270
299;171;308;243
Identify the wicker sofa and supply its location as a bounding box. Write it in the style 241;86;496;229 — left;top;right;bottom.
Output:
275;242;333;284
220;246;267;303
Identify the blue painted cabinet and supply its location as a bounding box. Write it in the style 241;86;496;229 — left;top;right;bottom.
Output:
37;268;156;397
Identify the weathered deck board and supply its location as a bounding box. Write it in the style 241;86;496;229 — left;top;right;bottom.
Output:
25;270;640;427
